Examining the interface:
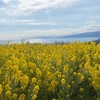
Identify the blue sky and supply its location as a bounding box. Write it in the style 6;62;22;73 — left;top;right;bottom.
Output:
0;0;100;40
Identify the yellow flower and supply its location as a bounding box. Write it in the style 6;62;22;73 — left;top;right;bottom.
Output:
51;80;58;87
13;57;19;65
20;75;29;85
7;60;12;66
71;56;76;62
79;64;82;68
12;65;19;73
20;53;24;58
7;60;12;68
77;72;81;76
5;91;11;97
62;75;65;78
61;78;66;84
5;84;11;90
95;70;100;77
30;69;34;74
71;81;75;85
69;68;73;73
0;84;2;94
80;88;84;92
1;41;100;99
80;75;85;81
19;93;26;100
0;69;1;75
63;65;69;72
97;97;100;100
15;70;22;80
21;60;27;67
34;85;39;91
36;68;42;77
32;78;37;84
32;94;37;100
48;87;53;92
46;71;53;79
93;77;100;88
28;62;36;70
73;72;77;76
13;94;18;100
33;85;40;94
66;84;71;89
37;80;42;85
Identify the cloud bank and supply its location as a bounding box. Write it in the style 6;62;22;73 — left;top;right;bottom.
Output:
0;18;57;25
0;0;100;41
0;21;100;40
1;0;81;15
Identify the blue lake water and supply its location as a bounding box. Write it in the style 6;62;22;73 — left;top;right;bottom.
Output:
27;37;98;43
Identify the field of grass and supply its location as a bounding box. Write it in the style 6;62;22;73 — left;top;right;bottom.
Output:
0;42;100;100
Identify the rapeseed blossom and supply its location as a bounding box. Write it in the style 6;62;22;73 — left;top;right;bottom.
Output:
0;84;2;94
61;78;66;84
19;93;26;100
0;42;99;100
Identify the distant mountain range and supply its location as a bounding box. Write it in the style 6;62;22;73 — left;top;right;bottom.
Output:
23;31;100;40
0;31;100;44
62;31;100;38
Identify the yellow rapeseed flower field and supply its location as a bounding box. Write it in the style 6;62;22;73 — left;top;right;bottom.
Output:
0;42;100;100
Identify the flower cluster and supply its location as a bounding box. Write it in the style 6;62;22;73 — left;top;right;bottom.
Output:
0;42;100;100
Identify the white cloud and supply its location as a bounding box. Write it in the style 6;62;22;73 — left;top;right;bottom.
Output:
18;0;80;14
0;18;57;25
0;0;81;15
28;22;57;25
1;22;100;40
2;0;11;4
0;18;35;23
95;15;100;18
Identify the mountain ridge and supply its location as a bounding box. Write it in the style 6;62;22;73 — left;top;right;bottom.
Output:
62;31;100;38
0;31;100;43
24;31;100;39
